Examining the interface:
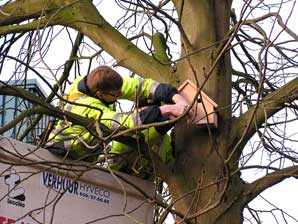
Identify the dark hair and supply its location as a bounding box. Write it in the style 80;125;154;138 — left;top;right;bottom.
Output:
87;66;123;92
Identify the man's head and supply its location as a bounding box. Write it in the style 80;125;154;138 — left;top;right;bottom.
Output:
87;66;123;104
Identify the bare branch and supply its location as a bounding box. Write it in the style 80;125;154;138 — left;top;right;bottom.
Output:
0;84;101;137
243;12;298;41
243;165;298;204
228;77;298;163
0;0;173;82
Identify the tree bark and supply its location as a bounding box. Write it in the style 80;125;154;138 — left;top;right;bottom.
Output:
164;1;244;223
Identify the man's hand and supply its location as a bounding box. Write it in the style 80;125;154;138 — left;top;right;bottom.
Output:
172;93;189;106
171;94;195;121
160;103;194;121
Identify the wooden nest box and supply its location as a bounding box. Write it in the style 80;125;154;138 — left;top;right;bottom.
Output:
178;79;218;128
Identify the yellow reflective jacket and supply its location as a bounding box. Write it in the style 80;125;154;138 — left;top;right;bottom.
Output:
47;75;172;161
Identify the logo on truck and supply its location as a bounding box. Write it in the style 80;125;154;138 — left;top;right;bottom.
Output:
4;169;26;207
42;171;111;204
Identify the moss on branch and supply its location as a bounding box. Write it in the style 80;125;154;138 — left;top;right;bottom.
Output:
152;32;170;64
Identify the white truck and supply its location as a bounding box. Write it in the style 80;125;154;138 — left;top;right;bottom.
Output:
0;137;154;224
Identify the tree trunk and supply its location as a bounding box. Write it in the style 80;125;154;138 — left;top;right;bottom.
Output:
164;1;245;223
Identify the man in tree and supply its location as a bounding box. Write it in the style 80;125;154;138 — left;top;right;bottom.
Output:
45;65;191;171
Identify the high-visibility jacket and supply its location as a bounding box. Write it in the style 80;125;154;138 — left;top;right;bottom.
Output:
46;75;176;161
